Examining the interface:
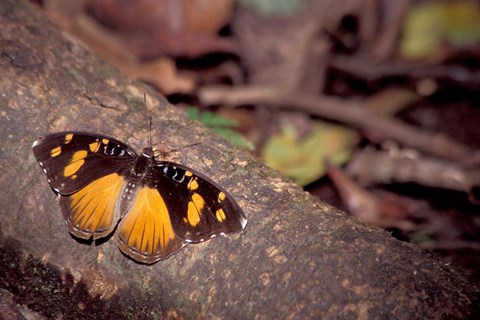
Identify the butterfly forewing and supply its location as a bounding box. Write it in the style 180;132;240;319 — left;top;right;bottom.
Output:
154;162;247;242
32;132;136;194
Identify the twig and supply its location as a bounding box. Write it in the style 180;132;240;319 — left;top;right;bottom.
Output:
330;55;480;84
368;0;412;59
198;85;475;161
346;147;480;192
419;240;480;251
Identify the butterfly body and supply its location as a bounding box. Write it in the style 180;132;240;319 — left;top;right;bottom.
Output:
33;132;246;263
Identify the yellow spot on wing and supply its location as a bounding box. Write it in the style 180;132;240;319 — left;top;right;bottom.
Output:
65;173;124;239
118;187;176;257
64;160;84;177
187;193;204;227
187;178;199;191
65;133;74;143
187;203;200;226
192;193;205;209
216;208;226;222
89;141;100;152
73;150;88;160
218;192;226;202
185;171;193;177
102;138;109;145
63;150;88;177
50;146;61;157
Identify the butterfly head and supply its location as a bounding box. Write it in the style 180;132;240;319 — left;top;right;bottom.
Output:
141;147;155;159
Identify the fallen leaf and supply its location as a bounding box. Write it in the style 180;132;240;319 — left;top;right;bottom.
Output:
327;162;415;230
262;120;357;186
401;1;480;59
126;58;196;94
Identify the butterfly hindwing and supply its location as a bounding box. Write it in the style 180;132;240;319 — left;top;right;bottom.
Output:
116;186;186;263
60;172;125;240
153;162;247;242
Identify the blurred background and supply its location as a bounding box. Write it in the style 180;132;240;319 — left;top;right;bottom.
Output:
32;0;480;285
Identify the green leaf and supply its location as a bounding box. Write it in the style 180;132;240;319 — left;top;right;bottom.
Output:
186;107;239;127
237;0;307;16
186;107;253;149
411;231;435;244
401;2;445;59
261;121;357;186
401;1;480;59
443;2;480;47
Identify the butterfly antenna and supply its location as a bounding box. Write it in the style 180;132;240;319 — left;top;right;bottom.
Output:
144;93;153;149
149;116;153;149
148;108;202;158
174;142;202;163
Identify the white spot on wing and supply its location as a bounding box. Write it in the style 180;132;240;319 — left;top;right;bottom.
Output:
240;217;248;229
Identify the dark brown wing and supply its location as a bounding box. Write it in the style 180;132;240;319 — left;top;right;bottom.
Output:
32;132;136;195
151;162;247;242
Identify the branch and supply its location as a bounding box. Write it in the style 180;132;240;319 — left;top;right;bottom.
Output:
346;148;480;193
199;85;475;161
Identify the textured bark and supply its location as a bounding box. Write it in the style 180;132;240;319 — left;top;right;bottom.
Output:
0;1;478;319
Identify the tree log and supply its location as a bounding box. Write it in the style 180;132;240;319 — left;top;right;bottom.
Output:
0;0;478;319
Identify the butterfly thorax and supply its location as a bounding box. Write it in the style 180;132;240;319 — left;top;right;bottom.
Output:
118;148;157;216
124;149;153;181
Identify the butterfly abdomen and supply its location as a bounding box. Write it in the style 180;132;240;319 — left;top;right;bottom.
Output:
117;154;155;218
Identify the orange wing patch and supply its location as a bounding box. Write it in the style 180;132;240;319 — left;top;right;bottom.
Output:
61;173;125;239
117;187;183;263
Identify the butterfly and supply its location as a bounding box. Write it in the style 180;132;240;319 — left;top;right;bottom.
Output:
32;131;247;264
